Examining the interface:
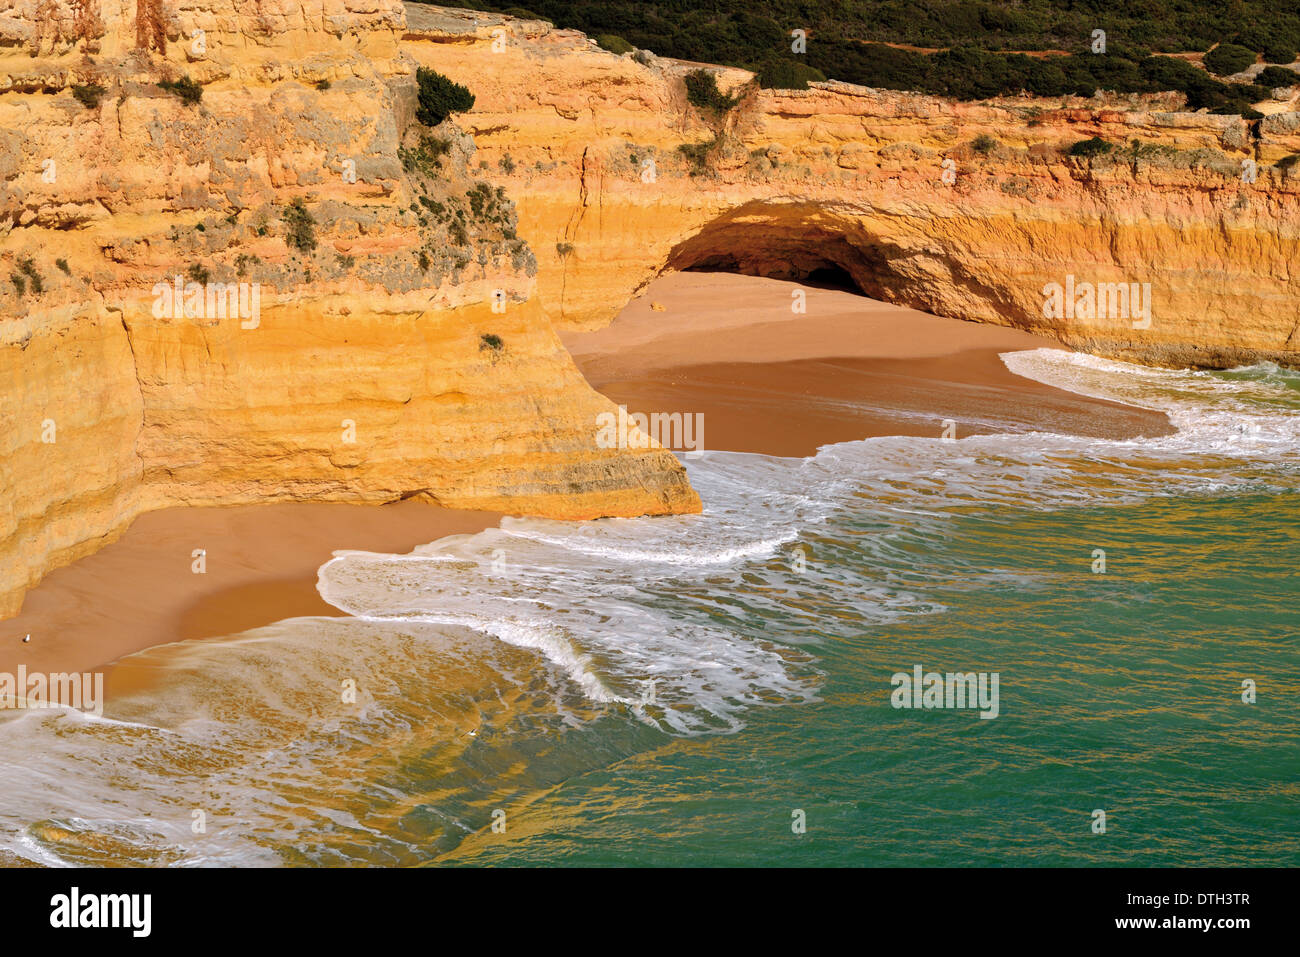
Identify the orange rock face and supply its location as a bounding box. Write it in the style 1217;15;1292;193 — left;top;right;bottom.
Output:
405;6;1300;369
0;1;698;619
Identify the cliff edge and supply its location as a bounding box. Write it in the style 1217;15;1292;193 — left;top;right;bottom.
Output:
0;0;699;619
405;4;1300;368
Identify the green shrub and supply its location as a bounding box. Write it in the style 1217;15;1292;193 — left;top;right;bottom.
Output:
159;75;203;106
415;67;475;126
315;79;331;90
10;274;25;296
400;134;452;176
684;69;737;116
502;7;542;18
17;256;41;294
972;133;998;154
186;263;209;285
55;258;70;274
677;140;713;175
556;242;574;257
72;84;105;109
479;333;504;352
1257;66;1298;87
756;59;827;90
1069;137;1113;158
1259;40;1298;65
596;34;633;55
284;198;317;253
1204;43;1257;77
444;2;1297;110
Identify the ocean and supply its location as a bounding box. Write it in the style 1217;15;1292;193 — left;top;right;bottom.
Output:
2;349;1296;866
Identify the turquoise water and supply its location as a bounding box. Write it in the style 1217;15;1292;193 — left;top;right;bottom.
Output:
0;350;1296;866
445;492;1300;866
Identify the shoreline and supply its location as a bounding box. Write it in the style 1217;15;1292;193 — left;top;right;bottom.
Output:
563;272;1174;457
4;271;1174;682
1;502;502;685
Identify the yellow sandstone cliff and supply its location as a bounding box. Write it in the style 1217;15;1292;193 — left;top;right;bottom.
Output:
0;0;699;619
404;5;1300;368
6;1;1300;621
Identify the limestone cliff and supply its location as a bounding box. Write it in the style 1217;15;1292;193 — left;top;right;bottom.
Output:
0;0;699;619
404;5;1300;369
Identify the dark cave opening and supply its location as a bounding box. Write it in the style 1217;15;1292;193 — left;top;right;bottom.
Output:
800;264;863;294
679;257;864;295
677;251;871;297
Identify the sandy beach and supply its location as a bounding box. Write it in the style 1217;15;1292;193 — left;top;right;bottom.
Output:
4;271;1173;681
563;272;1174;457
1;502;501;683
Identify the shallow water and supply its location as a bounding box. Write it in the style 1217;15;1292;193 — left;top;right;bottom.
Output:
2;349;1296;866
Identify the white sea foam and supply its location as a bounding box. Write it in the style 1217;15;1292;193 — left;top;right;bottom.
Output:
3;347;1295;865
317;347;1299;738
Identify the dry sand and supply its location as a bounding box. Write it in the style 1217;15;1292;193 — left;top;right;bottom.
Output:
563;272;1173;456
1;502;500;681
3;271;1173;679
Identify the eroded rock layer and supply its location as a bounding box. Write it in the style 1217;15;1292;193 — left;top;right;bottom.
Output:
0;0;698;618
405;5;1300;368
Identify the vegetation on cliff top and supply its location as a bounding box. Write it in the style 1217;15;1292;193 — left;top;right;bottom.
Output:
435;1;1292;114
684;69;738;117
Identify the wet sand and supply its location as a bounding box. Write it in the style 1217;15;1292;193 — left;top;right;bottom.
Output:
2;271;1172;680
1;502;502;680
563;272;1174;456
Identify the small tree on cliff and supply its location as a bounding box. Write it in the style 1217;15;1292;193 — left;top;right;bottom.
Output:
684;69;737;117
415;68;475;127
